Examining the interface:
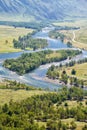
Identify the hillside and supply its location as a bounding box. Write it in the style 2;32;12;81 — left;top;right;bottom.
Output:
0;0;87;21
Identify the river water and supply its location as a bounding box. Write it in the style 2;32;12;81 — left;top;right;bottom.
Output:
0;27;87;90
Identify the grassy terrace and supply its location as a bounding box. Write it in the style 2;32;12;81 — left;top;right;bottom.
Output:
60;99;87;130
61;118;87;130
59;29;87;50
0;89;48;105
0;80;49;105
46;51;61;59
0;25;33;53
53;20;87;50
47;62;87;86
53;20;87;28
74;28;87;47
61;63;87;85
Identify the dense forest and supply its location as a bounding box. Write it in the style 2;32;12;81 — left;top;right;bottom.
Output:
0;86;87;130
3;50;81;75
13;31;48;51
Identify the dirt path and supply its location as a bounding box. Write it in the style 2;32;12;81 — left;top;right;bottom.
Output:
72;30;85;45
72;31;76;42
72;30;87;50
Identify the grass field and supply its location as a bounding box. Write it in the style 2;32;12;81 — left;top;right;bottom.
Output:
0;89;48;105
62;100;87;108
58;63;87;85
46;52;61;59
60;29;87;49
53;19;87;28
37;117;87;130
65;63;87;83
0;25;33;53
75;28;87;44
53;20;87;49
61;118;87;130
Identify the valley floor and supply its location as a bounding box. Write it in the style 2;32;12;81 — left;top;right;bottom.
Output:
53;19;87;50
0;25;33;53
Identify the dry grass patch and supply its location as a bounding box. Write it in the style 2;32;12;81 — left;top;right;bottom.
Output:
61;118;87;130
0;89;48;105
46;52;61;59
0;25;33;53
59;29;87;49
65;63;87;81
55;63;87;85
62;100;87;109
75;28;87;44
53;20;87;49
53;20;87;28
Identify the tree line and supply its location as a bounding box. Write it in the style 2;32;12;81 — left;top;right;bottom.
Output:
13;31;48;50
54;26;80;31
47;57;87;87
49;30;65;42
0;21;48;31
0;80;36;91
3;50;81;75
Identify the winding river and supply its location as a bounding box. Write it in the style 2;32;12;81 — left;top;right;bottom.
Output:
0;27;87;90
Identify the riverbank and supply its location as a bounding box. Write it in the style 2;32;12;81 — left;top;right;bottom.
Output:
44;77;64;86
59;29;87;50
0;26;87;90
44;76;87;89
0;25;33;53
45;61;87;89
72;30;87;50
53;20;87;50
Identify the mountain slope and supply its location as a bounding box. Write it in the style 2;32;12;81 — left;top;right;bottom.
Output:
0;0;87;21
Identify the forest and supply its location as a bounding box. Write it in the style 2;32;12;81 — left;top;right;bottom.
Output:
3;50;81;75
0;86;87;130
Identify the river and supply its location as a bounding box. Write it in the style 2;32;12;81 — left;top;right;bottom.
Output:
0;27;87;90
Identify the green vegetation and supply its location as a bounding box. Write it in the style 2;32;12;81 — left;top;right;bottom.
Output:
0;80;48;105
61;29;87;50
0;25;33;53
3;50;81;75
75;28;87;45
0;21;49;31
67;41;72;48
53;20;87;28
71;69;76;75
0;86;86;130
47;58;87;86
53;25;80;31
53;20;87;50
1;23;48;51
13;32;48;50
49;30;65;42
0;89;48;106
0;80;36;90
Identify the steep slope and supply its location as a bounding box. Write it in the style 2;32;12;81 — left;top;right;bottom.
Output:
0;0;87;21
